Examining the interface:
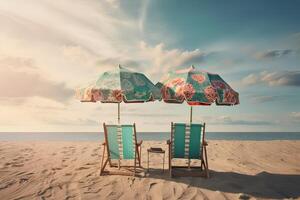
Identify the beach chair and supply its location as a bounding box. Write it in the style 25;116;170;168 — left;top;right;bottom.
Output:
100;123;142;176
167;122;209;178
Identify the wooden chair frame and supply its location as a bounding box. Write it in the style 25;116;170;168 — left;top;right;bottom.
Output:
100;123;143;176
167;122;209;178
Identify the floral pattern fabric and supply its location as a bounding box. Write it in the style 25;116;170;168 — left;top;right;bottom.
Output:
76;66;161;103
159;66;239;105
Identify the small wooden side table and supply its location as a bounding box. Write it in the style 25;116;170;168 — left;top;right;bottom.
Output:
147;147;165;172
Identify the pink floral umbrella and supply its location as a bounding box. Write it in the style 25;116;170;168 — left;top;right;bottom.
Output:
157;66;239;122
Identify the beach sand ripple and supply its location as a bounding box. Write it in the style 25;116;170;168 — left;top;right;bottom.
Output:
0;141;299;200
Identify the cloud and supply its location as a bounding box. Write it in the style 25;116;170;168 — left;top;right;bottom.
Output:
0;0;136;53
290;112;300;121
225;120;273;126
1;0;298;132
105;0;120;9
255;49;297;59
96;57;141;69
249;95;277;103
0;56;36;70
0;57;73;103
0;0;140;86
24;97;68;111
0;97;26;106
216;116;273;126
138;0;150;33
138;41;213;77
242;73;259;85
260;71;300;86
124;112;177;117
61;45;98;65
289;32;300;47
242;71;300;87
248;94;294;104
0;0;218;83
45;118;98;126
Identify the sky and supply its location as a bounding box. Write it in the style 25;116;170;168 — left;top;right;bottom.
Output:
0;0;300;132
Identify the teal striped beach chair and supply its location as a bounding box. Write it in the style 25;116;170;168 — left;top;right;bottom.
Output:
167;122;209;178
100;123;142;176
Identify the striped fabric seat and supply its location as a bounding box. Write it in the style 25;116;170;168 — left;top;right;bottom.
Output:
100;123;142;176
105;125;136;160
168;122;209;178
172;123;203;159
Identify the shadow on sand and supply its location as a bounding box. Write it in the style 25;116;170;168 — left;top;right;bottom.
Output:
146;169;300;199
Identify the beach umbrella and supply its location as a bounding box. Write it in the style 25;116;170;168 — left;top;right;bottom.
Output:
157;66;239;123
76;65;161;124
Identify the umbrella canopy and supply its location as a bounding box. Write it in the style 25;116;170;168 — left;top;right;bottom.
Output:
76;65;161;123
76;65;161;103
158;66;239;105
157;66;239;122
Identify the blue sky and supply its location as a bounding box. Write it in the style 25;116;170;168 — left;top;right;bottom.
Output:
128;0;300;47
0;0;299;132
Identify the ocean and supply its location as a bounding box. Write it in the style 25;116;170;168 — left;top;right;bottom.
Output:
0;132;300;141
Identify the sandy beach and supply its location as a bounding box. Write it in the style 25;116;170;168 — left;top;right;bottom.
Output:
0;140;299;200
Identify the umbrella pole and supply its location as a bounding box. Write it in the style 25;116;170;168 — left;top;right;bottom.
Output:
190;106;193;124
118;103;120;124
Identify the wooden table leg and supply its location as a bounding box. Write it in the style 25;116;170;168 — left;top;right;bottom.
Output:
163;152;165;172
147;151;149;172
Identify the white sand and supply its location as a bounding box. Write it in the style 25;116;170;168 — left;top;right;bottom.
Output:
0;140;300;200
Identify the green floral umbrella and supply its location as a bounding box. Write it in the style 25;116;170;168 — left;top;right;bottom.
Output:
76;65;161;123
158;66;239;122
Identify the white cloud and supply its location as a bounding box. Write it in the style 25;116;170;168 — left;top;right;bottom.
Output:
137;41;211;79
0;55;36;70
208;116;273;126
242;73;259;85
260;71;300;86
138;0;150;33
0;0;155;131
105;0;121;9
0;0;140;87
0;58;73;103
255;49;297;59
248;95;279;104
291;112;300;121
1;0;296;132
242;71;300;87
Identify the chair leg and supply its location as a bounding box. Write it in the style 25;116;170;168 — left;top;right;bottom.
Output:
169;162;172;177
200;160;203;170
204;146;209;170
100;158;109;175
204;146;209;178
100;145;106;175
168;144;171;171
168;143;172;177
201;160;209;178
147;151;149;172
108;157;112;167
139;145;142;167
163;152;165;172
133;154;137;177
136;145;142;167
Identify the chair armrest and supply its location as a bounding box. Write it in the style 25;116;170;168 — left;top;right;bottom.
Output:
203;140;208;146
137;140;143;146
166;139;171;145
